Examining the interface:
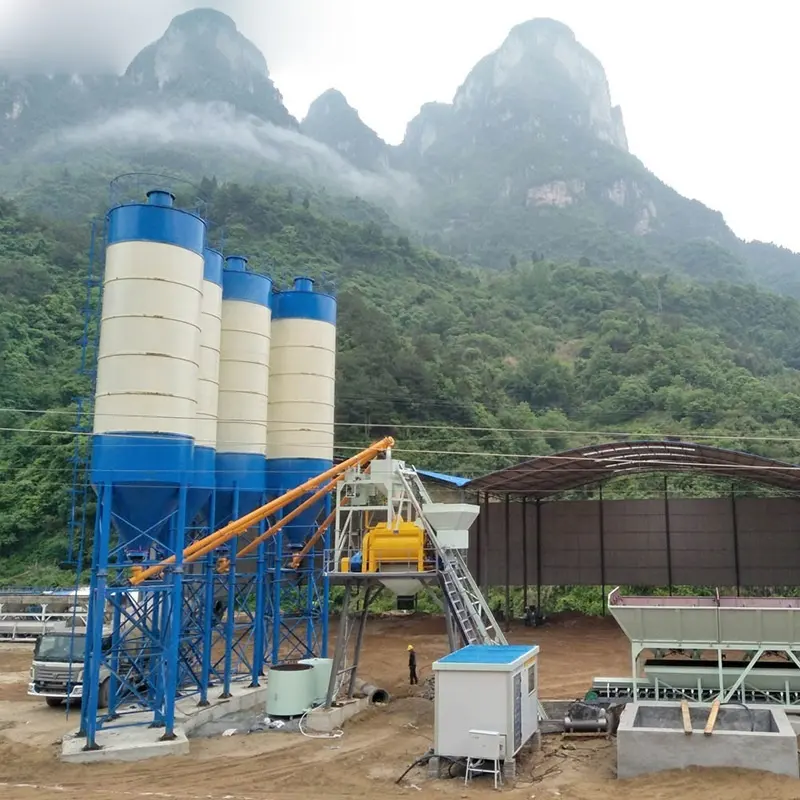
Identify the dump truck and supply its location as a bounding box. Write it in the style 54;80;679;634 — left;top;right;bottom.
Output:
28;624;113;708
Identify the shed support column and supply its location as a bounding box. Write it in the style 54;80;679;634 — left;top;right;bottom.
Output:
598;484;606;615
504;493;511;631
731;486;741;596
664;475;673;595
521;497;528;614
535;499;542;611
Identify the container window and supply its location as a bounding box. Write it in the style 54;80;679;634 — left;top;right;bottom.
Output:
527;665;537;695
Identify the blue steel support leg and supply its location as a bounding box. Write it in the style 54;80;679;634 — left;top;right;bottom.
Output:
107;597;122;720
321;494;332;658
271;528;284;664
78;503;103;738
162;485;188;740
306;548;315;655
150;590;163;725
198;491;216;706
83;481;112;751
221;486;239;698
250;514;267;687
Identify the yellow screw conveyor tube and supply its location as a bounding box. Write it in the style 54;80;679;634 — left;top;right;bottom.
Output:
129;436;395;586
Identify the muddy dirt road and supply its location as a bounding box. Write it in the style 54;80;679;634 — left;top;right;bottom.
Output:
1;614;798;800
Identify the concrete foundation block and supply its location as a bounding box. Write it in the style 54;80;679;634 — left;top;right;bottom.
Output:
60;683;269;763
61;727;190;763
502;757;516;779
427;755;442;778
306;697;369;733
617;701;799;780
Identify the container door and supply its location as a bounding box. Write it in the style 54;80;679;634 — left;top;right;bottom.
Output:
513;671;522;752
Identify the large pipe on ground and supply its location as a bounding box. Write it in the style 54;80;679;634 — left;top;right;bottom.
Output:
352;677;390;705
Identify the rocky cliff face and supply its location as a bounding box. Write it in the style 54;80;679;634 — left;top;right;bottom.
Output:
0;7;297;157
449;18;628;151
0;11;799;297
301;89;388;171
124;8;295;127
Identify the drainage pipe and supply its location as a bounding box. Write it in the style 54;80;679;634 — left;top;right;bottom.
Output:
352;677;390;704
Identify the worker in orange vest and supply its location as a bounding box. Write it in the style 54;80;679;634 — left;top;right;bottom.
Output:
408;644;418;685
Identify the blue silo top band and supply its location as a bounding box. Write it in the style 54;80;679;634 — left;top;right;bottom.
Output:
203;248;223;285
272;276;336;323
222;259;272;307
106;188;206;256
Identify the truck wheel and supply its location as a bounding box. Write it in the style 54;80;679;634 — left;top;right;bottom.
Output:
98;678;110;710
46;697;62;708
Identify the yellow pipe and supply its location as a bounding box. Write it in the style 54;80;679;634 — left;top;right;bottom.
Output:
236;478;341;559
289;503;340;570
129;437;395;585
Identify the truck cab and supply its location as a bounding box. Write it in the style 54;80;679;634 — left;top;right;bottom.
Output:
28;626;112;708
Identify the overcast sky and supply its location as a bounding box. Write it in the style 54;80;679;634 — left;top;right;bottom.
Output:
0;0;798;252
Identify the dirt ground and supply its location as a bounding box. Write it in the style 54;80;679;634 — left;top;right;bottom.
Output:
2;613;800;800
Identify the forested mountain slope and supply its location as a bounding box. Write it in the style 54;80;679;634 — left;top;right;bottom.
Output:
3;182;800;583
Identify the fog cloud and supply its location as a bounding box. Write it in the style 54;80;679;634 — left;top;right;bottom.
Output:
31;101;419;205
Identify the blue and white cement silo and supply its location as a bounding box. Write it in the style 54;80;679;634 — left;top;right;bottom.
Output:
215;256;272;526
188;247;223;525
82;188;206;747
266;277;337;548
91;189;206;556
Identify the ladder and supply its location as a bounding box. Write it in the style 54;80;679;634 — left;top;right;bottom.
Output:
399;466;548;720
398;468;505;646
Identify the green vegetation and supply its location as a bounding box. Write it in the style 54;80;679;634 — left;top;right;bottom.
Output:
3;181;800;594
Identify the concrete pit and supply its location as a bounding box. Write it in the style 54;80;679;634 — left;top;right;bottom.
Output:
617;701;800;779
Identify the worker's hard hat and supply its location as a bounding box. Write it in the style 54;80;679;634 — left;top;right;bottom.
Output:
407;644;414;650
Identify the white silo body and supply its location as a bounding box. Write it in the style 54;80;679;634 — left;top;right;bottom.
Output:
93;189;204;440
90;188;206;551
215;256;273;524
266;277;337;547
197;248;223;451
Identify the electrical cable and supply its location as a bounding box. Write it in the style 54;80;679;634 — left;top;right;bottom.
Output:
719;701;755;732
298;707;344;740
5;403;800;444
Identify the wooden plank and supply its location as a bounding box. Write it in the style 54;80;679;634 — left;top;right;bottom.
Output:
681;700;693;735
704;699;721;736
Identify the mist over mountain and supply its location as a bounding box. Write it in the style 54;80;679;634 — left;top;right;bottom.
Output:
1;9;799;297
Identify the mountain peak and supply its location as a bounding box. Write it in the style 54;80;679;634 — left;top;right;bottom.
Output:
451;16;628;151
308;88;352;111
122;8;295;127
125;8;269;86
509;17;577;40
168;7;239;33
301;89;388;171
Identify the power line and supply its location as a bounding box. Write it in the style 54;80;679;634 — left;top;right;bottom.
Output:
2;405;800;444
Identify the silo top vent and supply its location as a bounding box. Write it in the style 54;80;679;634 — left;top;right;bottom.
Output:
225;256;248;272
146;189;176;207
292;277;315;292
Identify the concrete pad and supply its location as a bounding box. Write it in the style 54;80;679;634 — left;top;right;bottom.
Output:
306;697;369;733
617;701;799;780
60;683;269;763
61;725;190;763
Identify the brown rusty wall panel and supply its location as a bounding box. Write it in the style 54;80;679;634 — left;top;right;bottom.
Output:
668;498;736;585
602;499;668;586
735;497;800;585
447;495;800;588
539;500;603;585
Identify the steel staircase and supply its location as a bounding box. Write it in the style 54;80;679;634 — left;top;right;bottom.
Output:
399;466;549;720
398;468;505;646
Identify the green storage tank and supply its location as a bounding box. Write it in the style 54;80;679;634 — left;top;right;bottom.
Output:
299;657;334;706
266;662;316;717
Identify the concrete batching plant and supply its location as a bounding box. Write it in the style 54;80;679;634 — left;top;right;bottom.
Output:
73;185;346;750
66;181;499;759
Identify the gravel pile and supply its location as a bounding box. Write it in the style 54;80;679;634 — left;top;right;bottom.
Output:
420;675;436;700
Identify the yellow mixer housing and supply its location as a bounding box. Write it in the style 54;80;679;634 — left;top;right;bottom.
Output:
360;518;427;573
